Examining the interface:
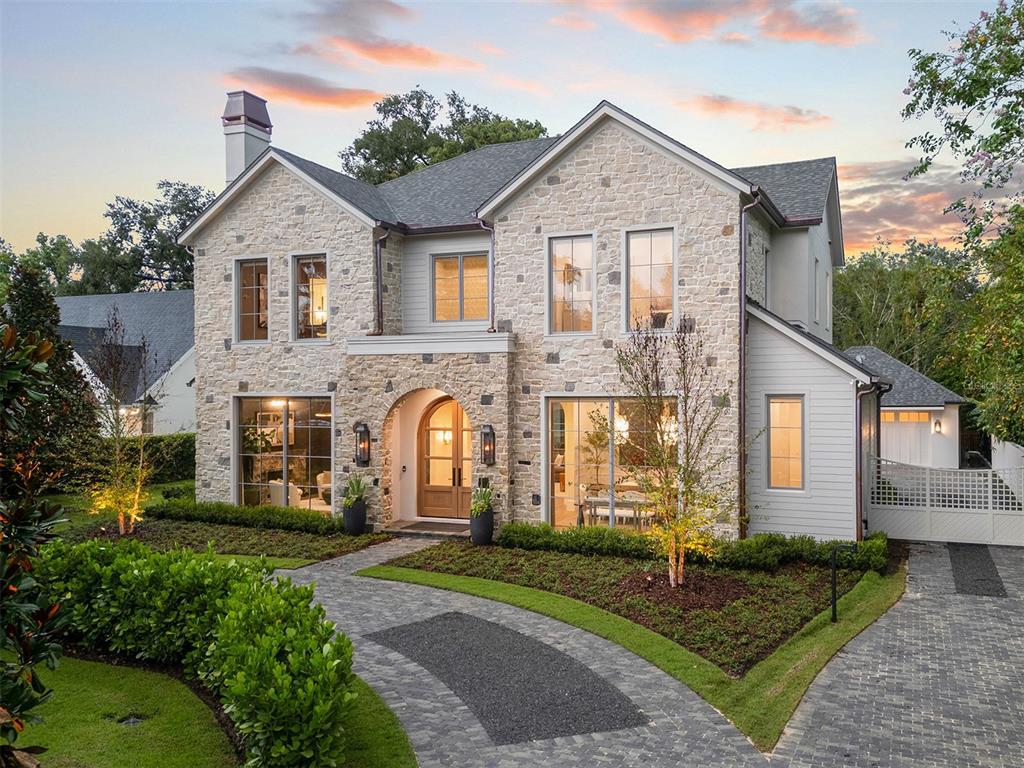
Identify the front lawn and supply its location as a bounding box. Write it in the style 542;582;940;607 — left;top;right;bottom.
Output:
364;541;906;750
48;480;197;530
383;541;861;674
27;656;417;768
64;517;389;566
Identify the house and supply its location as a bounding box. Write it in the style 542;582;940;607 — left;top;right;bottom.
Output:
178;91;891;541
845;346;966;468
56;291;196;434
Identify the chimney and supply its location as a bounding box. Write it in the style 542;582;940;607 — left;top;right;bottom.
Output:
222;91;272;185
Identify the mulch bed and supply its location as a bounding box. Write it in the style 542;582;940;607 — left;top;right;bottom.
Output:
65;646;245;762
387;541;863;676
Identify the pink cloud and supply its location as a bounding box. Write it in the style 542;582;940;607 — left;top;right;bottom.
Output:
494;75;551;97
549;12;597;31
679;93;831;130
759;1;864;46
323;36;481;69
225;67;382;108
476;41;506;56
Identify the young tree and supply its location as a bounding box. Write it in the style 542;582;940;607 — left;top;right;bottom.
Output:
614;317;733;587
903;0;1024;244
0;323;64;768
339;89;547;183
88;308;155;535
2;263;102;489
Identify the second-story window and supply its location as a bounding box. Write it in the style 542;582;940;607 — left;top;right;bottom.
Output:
294;254;328;340
432;253;488;322
626;228;674;330
549;235;594;334
237;258;268;342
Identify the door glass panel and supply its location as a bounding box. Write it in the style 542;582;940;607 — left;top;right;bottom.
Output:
429;458;453;486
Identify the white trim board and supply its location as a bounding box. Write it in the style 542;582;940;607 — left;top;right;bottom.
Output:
345;332;515;355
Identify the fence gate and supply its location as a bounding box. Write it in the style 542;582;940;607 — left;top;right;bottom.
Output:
867;456;1024;545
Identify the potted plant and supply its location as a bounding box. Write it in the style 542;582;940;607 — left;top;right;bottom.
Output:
342;476;367;535
469;486;494;545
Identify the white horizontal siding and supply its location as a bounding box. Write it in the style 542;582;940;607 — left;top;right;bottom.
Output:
401;231;490;334
746;314;859;540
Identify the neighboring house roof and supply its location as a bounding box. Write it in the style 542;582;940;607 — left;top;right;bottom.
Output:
56;290;195;402
180;100;840;242
747;301;882;384
731;157;836;223
844;346;967;408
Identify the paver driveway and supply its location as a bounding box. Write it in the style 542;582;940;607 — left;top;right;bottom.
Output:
285;538;767;768
772;542;1024;767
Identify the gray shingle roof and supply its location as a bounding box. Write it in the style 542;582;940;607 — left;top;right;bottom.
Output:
378;137;558;228
56;290;194;401
272;148;397;223
731;157;836;222
844;346;967;407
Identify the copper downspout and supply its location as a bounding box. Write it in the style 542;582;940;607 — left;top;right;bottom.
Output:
738;192;763;538
369;229;388;336
477;218;497;332
857;379;892;538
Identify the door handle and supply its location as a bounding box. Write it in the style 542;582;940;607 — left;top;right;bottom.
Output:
452;467;457;487
457;467;462;486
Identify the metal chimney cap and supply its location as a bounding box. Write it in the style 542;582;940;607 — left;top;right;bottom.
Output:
222;90;272;132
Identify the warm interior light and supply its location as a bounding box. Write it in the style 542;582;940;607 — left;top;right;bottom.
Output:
309;274;327;330
614;414;630;444
314;412;331;419
441;430;453;445
658;415;679;445
269;399;287;408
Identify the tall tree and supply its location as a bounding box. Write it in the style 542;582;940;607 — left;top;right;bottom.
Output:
833;239;979;396
2;263;102;490
340;89;547;184
104;180;215;290
903;0;1024;244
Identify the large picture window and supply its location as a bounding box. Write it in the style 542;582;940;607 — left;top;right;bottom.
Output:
768;395;803;489
294;255;328;340
626;228;674;329
237;258;268;342
547;396;677;529
237;396;332;513
432;253;488;322
549;235;594;333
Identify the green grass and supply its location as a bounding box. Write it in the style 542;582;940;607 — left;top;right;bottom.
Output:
25;657;417;768
346;677;418;768
47;480;196;529
24;655;236;768
207;552;316;570
360;561;905;751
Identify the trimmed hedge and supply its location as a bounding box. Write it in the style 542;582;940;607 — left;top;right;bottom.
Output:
126;432;196;484
496;522;888;574
38;540;355;767
147;498;347;535
158;483;195;501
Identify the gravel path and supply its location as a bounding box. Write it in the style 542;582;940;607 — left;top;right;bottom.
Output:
284;538;768;768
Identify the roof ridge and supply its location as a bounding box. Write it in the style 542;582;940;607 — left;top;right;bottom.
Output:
272;147;379;192
731;156;836;171
377;135;557;189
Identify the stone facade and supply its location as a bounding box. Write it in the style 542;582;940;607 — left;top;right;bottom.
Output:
745;209;771;306
191;118;753;534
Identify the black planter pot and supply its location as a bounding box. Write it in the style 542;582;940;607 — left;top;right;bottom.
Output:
469;508;494;545
343;498;367;535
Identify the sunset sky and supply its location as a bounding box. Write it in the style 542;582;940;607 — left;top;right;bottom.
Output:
1;0;991;255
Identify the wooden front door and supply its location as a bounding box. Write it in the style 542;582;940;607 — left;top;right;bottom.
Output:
419;398;472;519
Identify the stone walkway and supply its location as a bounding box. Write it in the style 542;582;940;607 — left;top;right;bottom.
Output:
772;542;1024;768
285;538;768;768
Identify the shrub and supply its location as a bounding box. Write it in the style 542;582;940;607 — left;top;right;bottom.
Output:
496;523;888;574
159;482;195;501
147;499;348;535
201;578;355;767
37;540;356;767
124;432;196;483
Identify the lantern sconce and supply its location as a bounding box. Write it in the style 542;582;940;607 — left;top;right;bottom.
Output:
933;419;942;435
480;424;496;466
354;422;370;467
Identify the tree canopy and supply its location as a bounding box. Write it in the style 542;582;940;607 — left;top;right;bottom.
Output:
339;89;548;184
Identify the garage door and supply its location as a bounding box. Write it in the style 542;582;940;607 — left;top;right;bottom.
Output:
880;411;932;465
868;457;1024;545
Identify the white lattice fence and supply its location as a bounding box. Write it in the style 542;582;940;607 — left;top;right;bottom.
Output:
868;456;1024;545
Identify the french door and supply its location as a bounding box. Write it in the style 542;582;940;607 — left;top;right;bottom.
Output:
419;398;472;518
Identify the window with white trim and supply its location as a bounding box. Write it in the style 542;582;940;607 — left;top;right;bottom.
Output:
293;254;328;340
626;228;674;329
549;235;594;333
236;258;268;342
432;253;488;322
768;395;803;489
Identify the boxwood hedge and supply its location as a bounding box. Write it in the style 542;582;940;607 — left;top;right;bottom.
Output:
147;498;347;535
38;540;355;767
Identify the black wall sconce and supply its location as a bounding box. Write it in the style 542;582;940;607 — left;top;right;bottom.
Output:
354;422;370;467
481;424;496;465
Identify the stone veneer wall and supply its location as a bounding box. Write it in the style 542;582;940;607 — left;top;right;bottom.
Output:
745;209;771;306
491;120;743;532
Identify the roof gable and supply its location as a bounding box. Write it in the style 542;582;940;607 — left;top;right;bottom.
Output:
476;101;755;220
844;346;967;407
731;157;836;223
